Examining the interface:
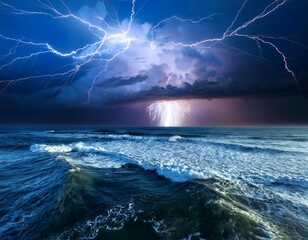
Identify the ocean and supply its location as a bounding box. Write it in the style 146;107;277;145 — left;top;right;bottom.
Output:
0;127;307;239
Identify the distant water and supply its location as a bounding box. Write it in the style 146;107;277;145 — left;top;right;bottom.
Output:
0;127;307;239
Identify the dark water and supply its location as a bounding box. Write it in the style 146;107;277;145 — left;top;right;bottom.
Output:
0;127;307;239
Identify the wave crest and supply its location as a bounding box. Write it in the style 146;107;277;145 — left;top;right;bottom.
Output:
30;144;72;153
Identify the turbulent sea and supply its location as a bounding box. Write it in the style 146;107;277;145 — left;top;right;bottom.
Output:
0;127;307;240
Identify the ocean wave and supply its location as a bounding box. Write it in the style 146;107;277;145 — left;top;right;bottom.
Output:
247;176;308;189
30;144;72;153
30;142;108;154
72;142;107;153
29;133;291;155
95;128;205;138
51;189;279;240
97;134;145;142
29;143;206;182
45;130;55;133
57;154;127;169
4;128;308;240
197;139;288;154
169;135;182;142
0;143;29;150
29;139;308;188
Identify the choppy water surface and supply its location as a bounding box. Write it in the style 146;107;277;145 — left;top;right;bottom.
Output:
0;127;307;239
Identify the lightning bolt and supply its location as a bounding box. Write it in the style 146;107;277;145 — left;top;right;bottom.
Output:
151;0;302;86
0;0;139;97
0;0;306;102
147;100;190;127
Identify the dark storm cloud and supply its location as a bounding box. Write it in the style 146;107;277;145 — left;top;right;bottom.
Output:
96;75;148;88
112;75;300;104
0;0;308;124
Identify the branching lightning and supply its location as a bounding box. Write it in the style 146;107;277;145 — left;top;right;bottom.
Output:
0;0;138;95
0;0;306;125
152;0;302;87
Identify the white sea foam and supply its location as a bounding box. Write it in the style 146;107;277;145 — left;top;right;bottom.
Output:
71;142;107;153
182;232;205;240
169;135;182;142
30;144;72;153
30;142;108;154
53;201;140;240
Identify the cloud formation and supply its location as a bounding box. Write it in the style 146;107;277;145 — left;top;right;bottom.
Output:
0;0;307;109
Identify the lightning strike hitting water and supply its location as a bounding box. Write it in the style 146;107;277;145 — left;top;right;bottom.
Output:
147;101;190;127
0;0;307;126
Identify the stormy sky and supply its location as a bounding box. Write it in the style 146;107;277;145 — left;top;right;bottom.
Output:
0;0;308;126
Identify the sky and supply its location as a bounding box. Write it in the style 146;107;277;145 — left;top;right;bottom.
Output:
0;0;307;126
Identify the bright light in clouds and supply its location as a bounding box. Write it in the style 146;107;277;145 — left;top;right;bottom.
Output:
147;100;190;127
0;0;305;117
